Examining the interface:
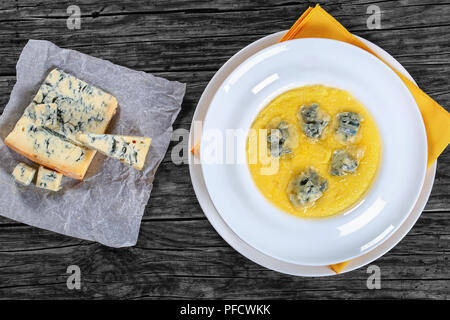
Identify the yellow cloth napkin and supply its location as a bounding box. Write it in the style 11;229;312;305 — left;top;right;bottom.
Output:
192;4;450;274
280;4;450;274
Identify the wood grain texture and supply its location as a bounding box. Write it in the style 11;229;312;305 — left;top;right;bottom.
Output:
0;0;449;300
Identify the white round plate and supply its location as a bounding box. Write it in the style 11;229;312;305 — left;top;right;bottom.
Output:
199;38;428;266
189;31;436;275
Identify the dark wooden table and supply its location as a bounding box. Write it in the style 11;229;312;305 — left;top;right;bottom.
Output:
0;0;448;299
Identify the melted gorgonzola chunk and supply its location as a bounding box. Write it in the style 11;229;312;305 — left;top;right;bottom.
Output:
267;121;292;157
330;149;358;176
335;112;362;142
299;104;330;139
288;168;328;207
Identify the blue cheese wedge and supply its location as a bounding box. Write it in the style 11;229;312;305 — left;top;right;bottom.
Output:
36;166;63;191
76;134;152;170
12;162;36;186
4;69;118;180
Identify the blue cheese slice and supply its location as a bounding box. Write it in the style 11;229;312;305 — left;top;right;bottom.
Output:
36;166;63;191
4;69;118;180
12;162;36;186
76;134;152;170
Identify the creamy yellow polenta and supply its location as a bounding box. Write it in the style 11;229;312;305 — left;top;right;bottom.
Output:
246;85;381;218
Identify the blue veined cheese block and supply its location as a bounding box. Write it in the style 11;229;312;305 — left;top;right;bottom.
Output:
76;133;152;170
12;162;36;186
36;166;63;191
4;69;118;180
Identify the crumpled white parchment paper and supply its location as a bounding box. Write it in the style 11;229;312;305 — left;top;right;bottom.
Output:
0;40;186;247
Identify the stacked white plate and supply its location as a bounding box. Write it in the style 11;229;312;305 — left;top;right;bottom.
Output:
189;31;436;276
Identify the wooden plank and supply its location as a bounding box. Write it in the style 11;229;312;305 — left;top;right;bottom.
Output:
0;219;448;299
0;10;449;74
2;0;450;30
0;26;449;77
0;278;448;299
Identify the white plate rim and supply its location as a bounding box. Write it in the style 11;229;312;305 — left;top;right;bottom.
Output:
188;31;436;276
200;37;427;265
